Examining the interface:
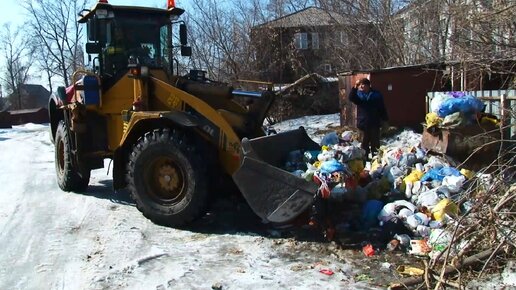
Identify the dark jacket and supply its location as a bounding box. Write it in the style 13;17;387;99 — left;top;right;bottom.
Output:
348;88;388;130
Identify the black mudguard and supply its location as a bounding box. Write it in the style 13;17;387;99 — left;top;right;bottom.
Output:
232;127;320;223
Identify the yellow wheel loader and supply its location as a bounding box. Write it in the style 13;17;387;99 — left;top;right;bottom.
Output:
49;0;319;227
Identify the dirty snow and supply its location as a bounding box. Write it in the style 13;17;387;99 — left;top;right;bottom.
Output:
0;115;385;290
270;113;341;144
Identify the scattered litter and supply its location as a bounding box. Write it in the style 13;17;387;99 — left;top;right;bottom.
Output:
362;244;375;257
396;265;425;276
409;239;431;256
355;273;372;282
319;269;334;276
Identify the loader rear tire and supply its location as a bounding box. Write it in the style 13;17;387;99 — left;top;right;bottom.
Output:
126;128;208;227
55;120;90;192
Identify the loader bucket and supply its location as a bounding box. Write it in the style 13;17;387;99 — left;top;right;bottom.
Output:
232;127;320;223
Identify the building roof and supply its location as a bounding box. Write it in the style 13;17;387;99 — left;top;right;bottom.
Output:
19;84;50;99
256;7;347;29
337;63;446;75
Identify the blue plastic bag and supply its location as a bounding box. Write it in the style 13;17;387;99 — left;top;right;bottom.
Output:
421;167;461;182
320;131;339;146
320;158;345;174
437;95;485;118
361;200;384;229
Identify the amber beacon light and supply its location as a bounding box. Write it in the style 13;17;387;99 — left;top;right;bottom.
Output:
167;0;175;9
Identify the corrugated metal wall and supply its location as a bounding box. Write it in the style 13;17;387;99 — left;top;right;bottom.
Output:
339;67;444;129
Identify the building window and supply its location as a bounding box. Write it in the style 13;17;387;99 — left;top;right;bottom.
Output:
324;64;332;73
294;32;308;49
311;32;319;49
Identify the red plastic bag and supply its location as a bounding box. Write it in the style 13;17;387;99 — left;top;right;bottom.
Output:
362;244;375;257
319;269;334;276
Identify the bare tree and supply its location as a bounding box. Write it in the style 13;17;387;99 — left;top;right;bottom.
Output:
389;0;515;88
22;0;88;89
0;24;33;110
186;0;273;82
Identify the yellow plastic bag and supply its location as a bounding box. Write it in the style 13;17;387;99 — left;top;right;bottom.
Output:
401;170;424;192
370;159;382;172
480;116;500;126
460;168;475;180
432;198;459;222
396;265;424;276
425;112;442;128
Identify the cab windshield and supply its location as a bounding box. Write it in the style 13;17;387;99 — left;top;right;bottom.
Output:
102;13;170;75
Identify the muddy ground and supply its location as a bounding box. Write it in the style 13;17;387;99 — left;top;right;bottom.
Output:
187;193;424;289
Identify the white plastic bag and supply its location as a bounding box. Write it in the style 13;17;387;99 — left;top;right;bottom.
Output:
406;212;430;229
442;175;465;193
417;188;440;208
429;92;451;113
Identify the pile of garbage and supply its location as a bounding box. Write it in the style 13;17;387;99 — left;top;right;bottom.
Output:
277;93;515;288
426;91;499;130
285;129;473;257
270;91;514;288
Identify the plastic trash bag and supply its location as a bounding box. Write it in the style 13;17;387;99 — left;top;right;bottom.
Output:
406;212;430;229
317;150;334;162
421;167;461;182
417;188;440;208
442;111;469;128
442;175;465;193
398;153;417;168
361;200;384;229
382;147;404;166
416;225;431;237
319;158;346;174
402;170;424;189
460;168;475;179
426;156;449;170
378;200;417;222
338;145;365;162
428;228;451;252
415;148;426;160
425;112;442;128
431;198;459;222
320;131;339;146
386;166;405;183
302;163;317;181
430;92;451;113
341;131;353;142
437;95;485;118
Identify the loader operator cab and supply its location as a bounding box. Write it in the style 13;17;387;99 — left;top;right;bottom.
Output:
80;1;190;82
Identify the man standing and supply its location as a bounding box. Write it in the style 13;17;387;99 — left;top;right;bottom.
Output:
348;78;388;159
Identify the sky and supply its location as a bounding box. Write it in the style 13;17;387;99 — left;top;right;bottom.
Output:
0;0;191;27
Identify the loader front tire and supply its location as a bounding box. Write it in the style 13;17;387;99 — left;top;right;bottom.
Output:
126;128;208;227
55;120;90;192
